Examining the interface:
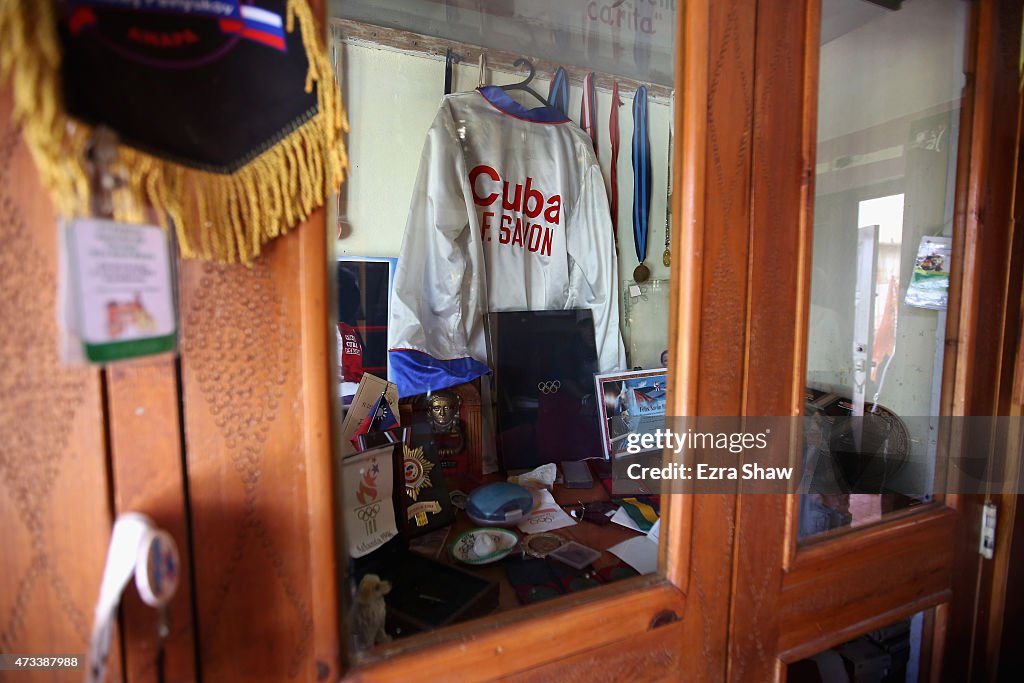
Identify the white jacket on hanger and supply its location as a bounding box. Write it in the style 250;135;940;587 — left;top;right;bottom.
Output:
388;86;625;397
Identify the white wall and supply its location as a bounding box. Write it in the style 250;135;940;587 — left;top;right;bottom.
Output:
336;39;673;367
817;0;966;143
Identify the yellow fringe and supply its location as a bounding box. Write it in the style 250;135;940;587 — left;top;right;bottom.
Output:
0;1;90;217
0;0;349;266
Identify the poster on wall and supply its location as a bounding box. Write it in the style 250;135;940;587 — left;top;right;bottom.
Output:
904;236;951;310
337;257;397;400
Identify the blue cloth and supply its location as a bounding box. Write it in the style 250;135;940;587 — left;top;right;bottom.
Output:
478;86;568;124
389;348;490;397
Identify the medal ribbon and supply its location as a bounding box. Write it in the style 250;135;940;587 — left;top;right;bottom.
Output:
609;81;622;245
548;66;569;116
580;72;598;158
632;85;651;266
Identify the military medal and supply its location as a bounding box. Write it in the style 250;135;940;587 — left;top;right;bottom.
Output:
403;444;433;501
632;85;652;283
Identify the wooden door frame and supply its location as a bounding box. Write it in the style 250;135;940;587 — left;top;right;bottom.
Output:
339;0;772;679
722;0;1024;680
996;70;1024;682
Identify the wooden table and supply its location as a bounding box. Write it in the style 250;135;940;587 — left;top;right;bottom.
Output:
428;472;650;612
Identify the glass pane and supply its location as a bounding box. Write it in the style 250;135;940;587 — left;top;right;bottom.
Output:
328;0;676;658
800;0;968;540
788;611;930;682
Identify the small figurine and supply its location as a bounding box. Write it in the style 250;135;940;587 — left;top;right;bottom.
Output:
426;389;465;458
351;574;392;650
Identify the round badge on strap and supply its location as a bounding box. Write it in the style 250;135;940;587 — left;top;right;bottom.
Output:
135;528;180;608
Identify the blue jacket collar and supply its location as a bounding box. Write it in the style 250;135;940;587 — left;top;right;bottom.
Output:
478;86;569;124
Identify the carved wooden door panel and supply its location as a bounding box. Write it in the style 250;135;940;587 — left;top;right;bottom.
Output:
174;220;339;682
0;90;200;683
0;90;120;680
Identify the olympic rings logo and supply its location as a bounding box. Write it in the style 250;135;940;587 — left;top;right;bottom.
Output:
537;380;561;395
356;503;380;522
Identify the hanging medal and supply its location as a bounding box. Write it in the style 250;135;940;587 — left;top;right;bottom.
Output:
663;125;673;267
632;85;652;282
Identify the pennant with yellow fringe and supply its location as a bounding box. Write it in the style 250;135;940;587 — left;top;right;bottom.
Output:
0;0;348;265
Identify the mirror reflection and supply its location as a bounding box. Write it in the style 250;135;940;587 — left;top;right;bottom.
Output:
801;0;967;540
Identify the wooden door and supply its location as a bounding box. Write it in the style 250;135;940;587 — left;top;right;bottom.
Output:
8;0;1020;681
721;0;1024;680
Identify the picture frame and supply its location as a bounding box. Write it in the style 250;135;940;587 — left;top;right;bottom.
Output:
336;256;397;397
594;368;668;459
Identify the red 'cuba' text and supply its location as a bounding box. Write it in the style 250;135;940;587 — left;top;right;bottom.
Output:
469;164;560;256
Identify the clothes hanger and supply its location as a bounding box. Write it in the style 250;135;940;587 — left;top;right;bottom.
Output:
498;57;549;106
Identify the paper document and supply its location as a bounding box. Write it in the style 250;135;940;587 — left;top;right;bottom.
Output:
608;520;661;574
516;489;576;534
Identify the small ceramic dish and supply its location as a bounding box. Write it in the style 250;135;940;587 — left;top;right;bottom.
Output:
450;528;519;565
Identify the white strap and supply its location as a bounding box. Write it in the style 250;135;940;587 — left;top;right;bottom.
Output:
477;52;488;88
86;514;179;683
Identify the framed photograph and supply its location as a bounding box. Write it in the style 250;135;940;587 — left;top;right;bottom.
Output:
336;256;397;400
594;369;668;459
